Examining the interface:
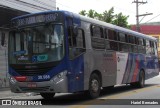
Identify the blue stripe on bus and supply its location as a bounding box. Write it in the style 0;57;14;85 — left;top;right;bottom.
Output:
122;53;159;84
67;54;84;92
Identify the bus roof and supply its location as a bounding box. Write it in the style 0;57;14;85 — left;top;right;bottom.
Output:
12;10;157;41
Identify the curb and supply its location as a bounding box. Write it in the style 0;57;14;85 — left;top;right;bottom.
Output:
0;87;10;91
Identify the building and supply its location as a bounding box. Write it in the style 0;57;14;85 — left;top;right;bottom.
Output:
131;24;160;57
0;0;56;88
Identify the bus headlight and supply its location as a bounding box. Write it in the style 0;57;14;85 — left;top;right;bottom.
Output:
10;76;17;84
50;70;67;84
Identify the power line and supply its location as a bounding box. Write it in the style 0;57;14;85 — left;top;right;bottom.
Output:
145;13;160;23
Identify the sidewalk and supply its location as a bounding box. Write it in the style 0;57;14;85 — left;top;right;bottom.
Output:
0;87;10;91
0;87;37;99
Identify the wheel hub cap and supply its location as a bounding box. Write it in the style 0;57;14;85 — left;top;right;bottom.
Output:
91;79;99;93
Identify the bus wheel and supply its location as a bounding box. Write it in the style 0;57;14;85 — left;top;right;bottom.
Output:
88;73;101;99
40;93;55;99
137;70;145;88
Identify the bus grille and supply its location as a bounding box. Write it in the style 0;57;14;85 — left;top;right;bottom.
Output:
15;68;52;76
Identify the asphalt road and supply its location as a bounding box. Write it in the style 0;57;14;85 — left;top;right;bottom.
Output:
1;74;160;108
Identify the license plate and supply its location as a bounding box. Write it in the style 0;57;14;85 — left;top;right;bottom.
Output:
27;83;37;88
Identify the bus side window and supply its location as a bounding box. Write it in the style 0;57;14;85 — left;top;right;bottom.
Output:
69;29;86;59
118;32;129;52
107;29;118;51
91;25;105;49
76;29;85;48
68;26;73;47
146;40;151;55
150;41;155;55
137;38;146;54
154;42;158;56
91;25;103;38
128;35;137;53
108;29;117;40
128;35;135;44
119;32;126;42
105;28;108;39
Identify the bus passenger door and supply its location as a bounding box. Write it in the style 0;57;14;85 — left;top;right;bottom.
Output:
67;18;86;92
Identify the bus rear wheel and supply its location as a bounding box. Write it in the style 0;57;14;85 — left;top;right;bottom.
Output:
137;70;145;88
88;73;101;99
40;93;55;99
131;70;145;88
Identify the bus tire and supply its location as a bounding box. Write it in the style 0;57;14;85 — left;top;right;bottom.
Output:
137;70;145;88
88;73;101;99
40;93;55;99
130;70;145;88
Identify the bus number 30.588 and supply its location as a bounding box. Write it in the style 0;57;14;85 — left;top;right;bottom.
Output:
38;75;50;80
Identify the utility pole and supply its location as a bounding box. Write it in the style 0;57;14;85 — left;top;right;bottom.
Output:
132;0;151;32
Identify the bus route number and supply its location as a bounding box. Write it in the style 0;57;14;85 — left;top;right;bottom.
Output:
38;75;50;80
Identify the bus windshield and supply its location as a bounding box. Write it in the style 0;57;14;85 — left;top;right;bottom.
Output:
9;24;64;64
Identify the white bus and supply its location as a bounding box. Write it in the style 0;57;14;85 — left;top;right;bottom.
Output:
8;10;159;99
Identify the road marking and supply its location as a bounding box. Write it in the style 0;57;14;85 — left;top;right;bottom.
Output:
100;86;158;99
69;84;160;108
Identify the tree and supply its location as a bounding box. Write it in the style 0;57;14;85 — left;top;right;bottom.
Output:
95;12;103;21
79;7;130;28
87;9;96;18
112;12;130;28
79;9;103;21
79;10;87;16
103;7;114;23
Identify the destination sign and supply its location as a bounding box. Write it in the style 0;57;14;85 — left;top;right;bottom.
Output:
12;12;63;27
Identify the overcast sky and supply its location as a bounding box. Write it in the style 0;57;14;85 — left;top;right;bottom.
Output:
56;0;160;24
0;0;159;24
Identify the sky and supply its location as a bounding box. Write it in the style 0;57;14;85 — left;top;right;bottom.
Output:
0;0;159;25
56;0;160;24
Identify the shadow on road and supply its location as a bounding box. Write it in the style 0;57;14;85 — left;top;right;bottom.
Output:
29;84;159;105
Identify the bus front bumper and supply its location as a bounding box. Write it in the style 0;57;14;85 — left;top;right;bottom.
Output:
9;75;68;93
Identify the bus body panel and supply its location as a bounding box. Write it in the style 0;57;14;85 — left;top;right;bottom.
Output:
116;52;129;84
145;55;159;79
121;53;145;84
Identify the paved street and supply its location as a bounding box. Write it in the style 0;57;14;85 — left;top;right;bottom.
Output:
0;74;160;108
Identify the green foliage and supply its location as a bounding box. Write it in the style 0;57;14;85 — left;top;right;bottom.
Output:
112;12;130;28
103;7;114;23
79;10;86;16
79;7;130;28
